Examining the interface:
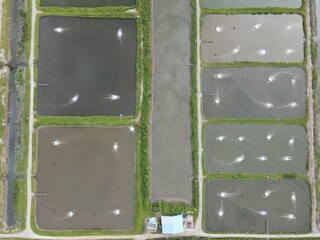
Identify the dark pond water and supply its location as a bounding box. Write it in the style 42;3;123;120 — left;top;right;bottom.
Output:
41;0;136;7
36;126;136;230
202;14;304;62
205;180;311;233
202;67;306;119
37;17;137;116
204;124;308;174
151;0;193;203
202;0;302;9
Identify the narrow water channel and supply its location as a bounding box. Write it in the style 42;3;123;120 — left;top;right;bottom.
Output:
6;0;20;227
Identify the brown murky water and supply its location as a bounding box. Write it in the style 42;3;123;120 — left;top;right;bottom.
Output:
205;180;311;233
202;14;304;62
37;17;137;116
36;126;136;230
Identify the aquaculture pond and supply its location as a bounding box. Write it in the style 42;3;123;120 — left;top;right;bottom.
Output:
205;180;311;233
202;67;306;119
36;126;136;230
151;0;193;203
201;0;301;9
41;0;136;7
202;14;304;63
37;17;137;116
204;124;308;174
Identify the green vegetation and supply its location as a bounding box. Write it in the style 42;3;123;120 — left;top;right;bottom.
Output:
190;0;199;215
19;4;31;56
152;201;197;216
1;0;11;59
36;0;133;13
202;6;303;15
34;115;135;127
12;66;29;232
205;117;308;126
206;172;308;181
138;0;151;213
13;178;27;230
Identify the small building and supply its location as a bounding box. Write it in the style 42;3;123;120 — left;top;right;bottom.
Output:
146;217;158;232
161;215;184;234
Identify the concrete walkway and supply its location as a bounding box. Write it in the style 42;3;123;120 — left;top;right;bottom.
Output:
305;0;319;233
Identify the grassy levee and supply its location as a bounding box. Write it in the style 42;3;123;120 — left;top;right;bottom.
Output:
205;172;308;181
204;117;308;126
201;1;305;15
190;0;199;216
34;115;135;127
1;0;11;59
36;0;134;12
138;0;151;214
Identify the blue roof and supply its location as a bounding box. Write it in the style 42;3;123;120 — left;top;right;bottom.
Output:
149;217;157;223
161;215;183;234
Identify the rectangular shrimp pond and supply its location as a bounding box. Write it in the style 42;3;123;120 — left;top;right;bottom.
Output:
41;0;136;7
204;124;308;174
151;0;193;203
36;126;136;230
205;180;311;233
202;67;306;119
202;14;304;62
37;17;137;116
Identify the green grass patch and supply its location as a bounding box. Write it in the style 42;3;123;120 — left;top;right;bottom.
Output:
1;0;11;59
34;115;135;127
138;0;151;214
201;0;305;15
204;117;308;126
36;0;134;12
190;0;199;215
13;178;27;230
